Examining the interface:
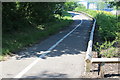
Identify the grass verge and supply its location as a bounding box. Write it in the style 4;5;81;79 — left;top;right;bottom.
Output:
1;11;73;61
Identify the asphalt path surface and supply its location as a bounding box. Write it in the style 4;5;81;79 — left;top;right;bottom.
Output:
1;11;93;78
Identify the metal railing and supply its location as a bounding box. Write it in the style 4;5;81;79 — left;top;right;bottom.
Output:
81;11;120;78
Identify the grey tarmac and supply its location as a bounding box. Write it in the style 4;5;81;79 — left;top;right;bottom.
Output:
1;11;93;78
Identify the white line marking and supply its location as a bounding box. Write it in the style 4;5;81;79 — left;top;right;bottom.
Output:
14;15;83;78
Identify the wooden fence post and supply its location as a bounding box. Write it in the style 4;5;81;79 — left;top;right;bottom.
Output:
85;61;91;72
100;62;105;78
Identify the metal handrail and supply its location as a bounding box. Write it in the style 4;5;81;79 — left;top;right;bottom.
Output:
74;11;97;62
85;18;96;63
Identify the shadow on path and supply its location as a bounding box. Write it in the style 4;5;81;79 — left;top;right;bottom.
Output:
25;71;68;78
104;74;120;78
15;12;93;60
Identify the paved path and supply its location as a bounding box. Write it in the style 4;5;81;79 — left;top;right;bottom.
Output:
1;11;93;78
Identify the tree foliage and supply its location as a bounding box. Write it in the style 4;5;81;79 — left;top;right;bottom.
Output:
64;2;78;11
2;2;65;33
108;1;120;9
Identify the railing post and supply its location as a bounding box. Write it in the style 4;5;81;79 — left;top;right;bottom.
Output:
85;61;91;72
100;62;105;78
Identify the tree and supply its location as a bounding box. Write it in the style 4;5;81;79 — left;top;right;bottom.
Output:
64;2;78;11
2;2;65;33
108;1;120;11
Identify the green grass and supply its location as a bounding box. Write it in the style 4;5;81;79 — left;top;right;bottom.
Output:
2;11;73;59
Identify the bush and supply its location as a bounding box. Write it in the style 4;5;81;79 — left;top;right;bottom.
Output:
94;41;119;58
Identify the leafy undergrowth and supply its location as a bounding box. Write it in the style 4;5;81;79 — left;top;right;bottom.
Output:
75;7;120;58
2;11;73;60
